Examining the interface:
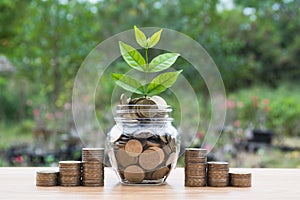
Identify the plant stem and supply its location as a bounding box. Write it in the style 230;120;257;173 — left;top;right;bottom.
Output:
145;48;149;96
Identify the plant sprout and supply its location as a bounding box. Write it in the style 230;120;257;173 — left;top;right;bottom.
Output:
112;26;182;97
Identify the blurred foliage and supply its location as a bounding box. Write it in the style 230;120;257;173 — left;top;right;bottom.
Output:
0;0;300;137
0;120;33;149
228;83;300;136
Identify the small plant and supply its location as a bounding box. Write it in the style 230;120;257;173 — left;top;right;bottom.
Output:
111;26;182;97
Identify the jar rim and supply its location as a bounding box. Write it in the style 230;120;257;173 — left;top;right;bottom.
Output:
116;105;172;113
114;117;174;123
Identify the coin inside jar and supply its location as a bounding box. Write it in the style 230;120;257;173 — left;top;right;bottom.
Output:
120;93;128;105
139;149;161;171
149;146;165;165
125;139;143;157
151;166;169;180
135;98;158;118
124;165;145;183
115;149;138;168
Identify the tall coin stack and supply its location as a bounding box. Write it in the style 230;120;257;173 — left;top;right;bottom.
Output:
82;148;105;187
36;170;59;187
207;161;229;187
229;172;252;187
59;161;82;187
184;148;207;187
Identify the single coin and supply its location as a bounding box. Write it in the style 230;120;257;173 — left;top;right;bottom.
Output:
120;93;127;105
150;96;167;107
125;139;143;157
109;126;123;143
82;147;104;151
159;134;168;144
149;147;165;165
139;149;161;171
124;165;145;183
135;98;157;118
151;166;169;180
115;149;138;167
167;136;176;152
166;152;177;166
162;144;172;155
37;170;59;174
146;140;161;147
207;161;229;165
59;161;82;164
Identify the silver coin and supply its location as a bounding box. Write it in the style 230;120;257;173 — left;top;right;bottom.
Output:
120;93;127;105
109;125;123;143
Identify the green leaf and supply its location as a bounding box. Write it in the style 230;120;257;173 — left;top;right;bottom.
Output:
119;41;146;72
147;70;182;95
147;29;162;48
134;25;147;48
149;53;180;72
111;73;144;94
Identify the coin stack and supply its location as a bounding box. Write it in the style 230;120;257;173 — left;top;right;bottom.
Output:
184;148;207;187
36;170;59;187
59;161;82;187
207;161;229;187
229;172;252;187
82;148;105;186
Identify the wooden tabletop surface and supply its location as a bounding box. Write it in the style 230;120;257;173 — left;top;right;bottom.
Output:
0;167;299;199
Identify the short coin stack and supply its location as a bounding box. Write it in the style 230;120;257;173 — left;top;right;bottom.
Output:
207;161;229;187
229;172;252;187
59;161;81;187
36;170;58;187
184;148;207;187
82;148;105;186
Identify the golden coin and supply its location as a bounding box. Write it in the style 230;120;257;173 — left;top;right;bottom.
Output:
146;140;161;147
124;165;145;183
135;98;157;118
149;146;165;165
139;149;161;171
125;139;143;157
151;166;169;180
166;152;177;166
159;135;168;144
162;144;172;155
185;178;207;187
229;172;251;179
115;149;138;168
59;161;81;165
230;178;251;187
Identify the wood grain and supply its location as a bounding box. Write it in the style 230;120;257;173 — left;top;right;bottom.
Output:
0;167;300;199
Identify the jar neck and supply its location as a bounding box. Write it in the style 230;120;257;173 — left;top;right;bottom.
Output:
115;105;173;123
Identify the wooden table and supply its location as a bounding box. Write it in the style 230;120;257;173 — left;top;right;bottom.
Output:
0;167;299;199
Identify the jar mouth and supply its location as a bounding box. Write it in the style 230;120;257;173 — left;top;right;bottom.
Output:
116;105;172;111
115;105;173;123
114;117;174;123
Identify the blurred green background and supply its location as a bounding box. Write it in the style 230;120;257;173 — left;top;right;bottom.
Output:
0;0;300;167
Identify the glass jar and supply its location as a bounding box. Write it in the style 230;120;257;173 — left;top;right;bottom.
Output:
106;105;179;185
